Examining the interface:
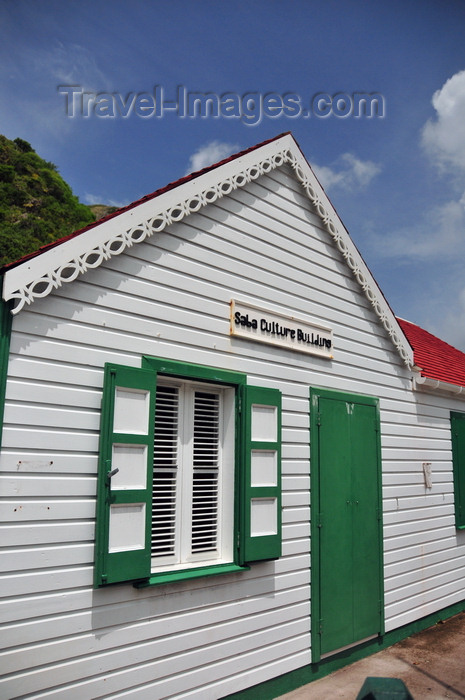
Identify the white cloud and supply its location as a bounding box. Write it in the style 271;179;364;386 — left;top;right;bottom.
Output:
422;69;465;174
365;70;465;351
435;284;465;350
373;191;465;260
27;41;111;93
84;193;129;208
185;140;240;175
0;41;111;142
313;152;381;192
374;70;465;264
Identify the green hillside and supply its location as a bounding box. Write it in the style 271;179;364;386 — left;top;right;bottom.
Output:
0;136;96;268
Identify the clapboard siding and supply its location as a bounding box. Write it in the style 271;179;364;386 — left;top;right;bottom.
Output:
384;516;454;540
383;483;454;498
1;543;94;572
384;539;465;573
0;628;310;700
1;583;309;652
0;451;97;474
385;553;465;590
2;599;310;676
0;561;310;626
385;576;465;616
0;602;309;684
1;166;464;698
0;475;96;498
4;639;309;700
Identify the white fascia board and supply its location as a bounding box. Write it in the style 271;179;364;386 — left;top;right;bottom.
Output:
2;134;294;306
3;207;145;300
1;132;413;367
413;373;465;396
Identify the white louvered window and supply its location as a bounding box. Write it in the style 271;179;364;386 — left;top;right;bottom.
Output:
95;360;282;587
151;379;235;572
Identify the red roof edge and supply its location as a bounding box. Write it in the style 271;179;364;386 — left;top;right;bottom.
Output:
397;317;465;389
1;132;292;274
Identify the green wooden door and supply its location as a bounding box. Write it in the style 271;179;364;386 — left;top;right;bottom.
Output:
311;390;383;659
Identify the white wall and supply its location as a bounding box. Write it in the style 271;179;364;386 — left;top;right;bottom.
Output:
1;164;464;698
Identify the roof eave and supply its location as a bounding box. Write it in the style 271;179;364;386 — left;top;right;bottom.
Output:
414;372;465;396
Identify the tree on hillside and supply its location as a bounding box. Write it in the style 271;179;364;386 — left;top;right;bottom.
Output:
0;136;96;268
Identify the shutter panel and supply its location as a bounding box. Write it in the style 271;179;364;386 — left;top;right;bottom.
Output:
95;364;156;586
451;412;465;528
151;384;179;561
191;389;221;554
241;385;282;562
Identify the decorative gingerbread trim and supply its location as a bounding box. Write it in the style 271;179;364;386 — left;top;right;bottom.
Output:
284;149;412;368
2;136;413;367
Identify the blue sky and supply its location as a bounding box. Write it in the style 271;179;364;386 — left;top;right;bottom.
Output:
1;0;465;349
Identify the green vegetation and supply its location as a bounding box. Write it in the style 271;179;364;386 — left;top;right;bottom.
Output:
0;135;97;268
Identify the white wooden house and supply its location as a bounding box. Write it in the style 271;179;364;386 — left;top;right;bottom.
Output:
1;132;464;699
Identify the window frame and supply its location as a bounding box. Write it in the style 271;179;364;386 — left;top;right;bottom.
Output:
94;356;282;588
150;376;236;572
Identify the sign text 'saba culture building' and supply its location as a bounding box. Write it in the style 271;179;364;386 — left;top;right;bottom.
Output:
1;133;465;699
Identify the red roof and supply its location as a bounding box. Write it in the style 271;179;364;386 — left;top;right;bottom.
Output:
397;318;465;389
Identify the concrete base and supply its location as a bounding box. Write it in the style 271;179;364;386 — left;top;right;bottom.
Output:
277;612;465;700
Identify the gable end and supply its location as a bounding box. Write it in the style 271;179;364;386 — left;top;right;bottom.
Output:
1;134;413;368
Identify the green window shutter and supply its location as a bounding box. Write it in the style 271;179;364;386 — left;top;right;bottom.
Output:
451;411;465;529
95;364;156;586
241;385;282;563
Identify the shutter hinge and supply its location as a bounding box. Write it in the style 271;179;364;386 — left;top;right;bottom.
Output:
317;411;321;427
319;619;323;635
